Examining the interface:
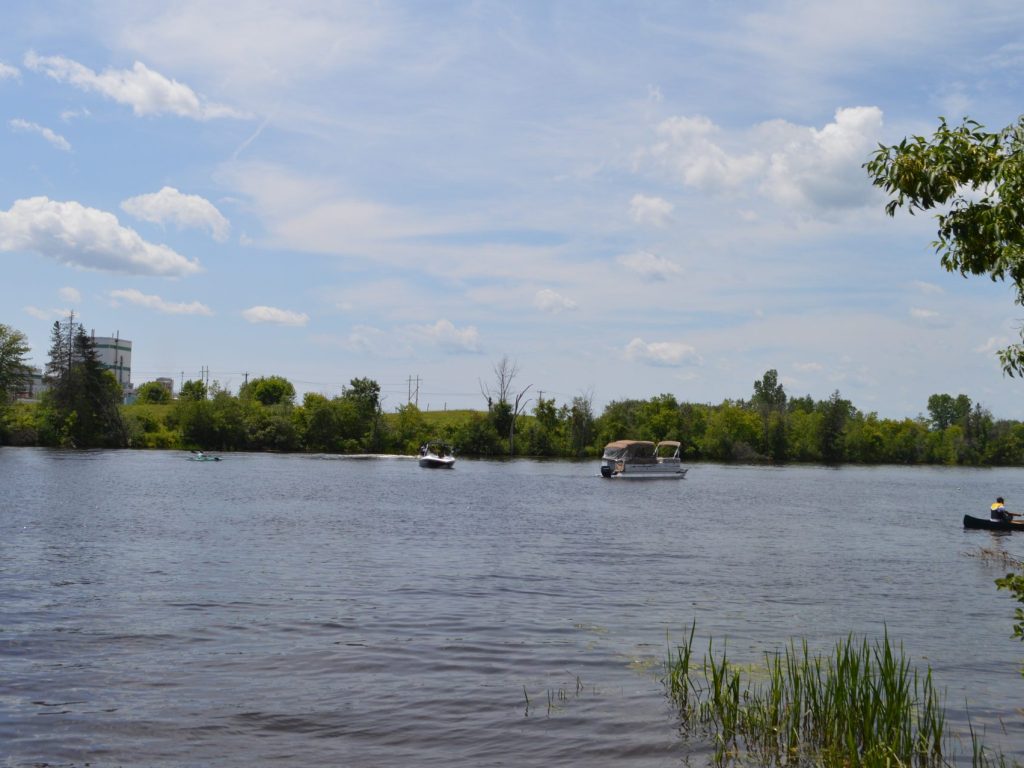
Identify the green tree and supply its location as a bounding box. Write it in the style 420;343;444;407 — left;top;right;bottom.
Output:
42;325;127;448
179;379;207;401
136;381;171;404
0;323;32;403
0;323;32;444
926;393;971;430
299;392;340;452
865;116;1024;375
391;402;428;454
240;375;296;406
565;392;595;457
522;395;560;456
751;370;788;461
702;401;762;461
752;369;787;412
818;391;852;464
342;377;383;451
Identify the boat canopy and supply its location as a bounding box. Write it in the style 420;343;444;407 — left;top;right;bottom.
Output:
602;440;656;459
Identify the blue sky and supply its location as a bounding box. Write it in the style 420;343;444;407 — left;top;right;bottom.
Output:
3;1;1024;418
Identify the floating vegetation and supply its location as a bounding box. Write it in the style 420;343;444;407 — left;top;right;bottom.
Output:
664;622;974;767
965;547;1024;570
522;675;585;717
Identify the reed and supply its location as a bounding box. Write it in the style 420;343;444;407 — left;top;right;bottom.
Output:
665;626;957;767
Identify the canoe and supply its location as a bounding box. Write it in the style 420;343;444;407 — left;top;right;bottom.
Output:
963;514;1024;531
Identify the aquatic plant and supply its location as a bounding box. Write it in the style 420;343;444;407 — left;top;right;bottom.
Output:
665;624;954;767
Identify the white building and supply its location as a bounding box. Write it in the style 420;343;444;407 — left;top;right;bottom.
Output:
92;335;132;391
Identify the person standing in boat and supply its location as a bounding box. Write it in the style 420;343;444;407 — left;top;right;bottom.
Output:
991;497;1020;522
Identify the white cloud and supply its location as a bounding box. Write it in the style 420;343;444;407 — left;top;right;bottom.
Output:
794;361;824;373
624;338;700;367
23;51;245;120
242;305;309;326
759;106;884;209
407;319;480;352
9;118;71;151
121;186;230;242
629;194;674;227
59;286;81;303
911;280;944;295
0;62;19;80
534;288;578;313
646;115;764;191
0;197;201;277
110;288;213;316
346;324;391;355
977;335;1012;354
24;305;69;320
910;308;939;319
641;107;884;211
617;250;683;280
60;107;91;122
112;2;390;92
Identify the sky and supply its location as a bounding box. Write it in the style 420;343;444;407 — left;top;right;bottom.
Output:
3;1;1024;419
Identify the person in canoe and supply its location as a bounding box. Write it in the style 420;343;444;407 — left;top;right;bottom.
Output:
990;497;1021;523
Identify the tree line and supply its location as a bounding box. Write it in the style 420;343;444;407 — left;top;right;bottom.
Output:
1;327;1022;465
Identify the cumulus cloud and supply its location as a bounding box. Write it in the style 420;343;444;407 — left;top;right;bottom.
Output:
646;115;764;191
641;107;884;210
0;62;19;80
0;197;201;276
242;305;309;326
629;194;674;227
23;51;245;120
110;288;212;315
624;338;700;366
121;186;230;242
617;250;682;280
9;118;71;151
407;319;480;352
59;286;81;303
759;107;884;209
534;288;578;313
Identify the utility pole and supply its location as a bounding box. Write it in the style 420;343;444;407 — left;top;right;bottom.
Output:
407;374;421;406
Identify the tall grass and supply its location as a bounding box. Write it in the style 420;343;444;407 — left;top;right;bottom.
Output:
665;624;953;767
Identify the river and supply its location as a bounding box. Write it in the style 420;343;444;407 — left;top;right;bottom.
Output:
1;448;1022;766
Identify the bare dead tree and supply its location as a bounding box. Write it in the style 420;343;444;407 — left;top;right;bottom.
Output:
479;354;520;408
479;356;533;455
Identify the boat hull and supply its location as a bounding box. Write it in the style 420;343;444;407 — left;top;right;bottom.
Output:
601;462;687;479
963;514;1024;531
419;456;455;469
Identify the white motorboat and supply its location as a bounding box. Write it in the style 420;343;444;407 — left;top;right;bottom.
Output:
419;441;455;469
600;440;687;479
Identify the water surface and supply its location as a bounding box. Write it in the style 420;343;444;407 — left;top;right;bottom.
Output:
2;448;1023;766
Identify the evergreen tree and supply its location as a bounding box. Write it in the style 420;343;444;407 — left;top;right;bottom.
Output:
41;320;127;448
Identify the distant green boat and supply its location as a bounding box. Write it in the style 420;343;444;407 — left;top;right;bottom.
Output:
189;451;221;462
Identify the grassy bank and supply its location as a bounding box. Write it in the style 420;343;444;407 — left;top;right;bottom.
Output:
664;624;1007;767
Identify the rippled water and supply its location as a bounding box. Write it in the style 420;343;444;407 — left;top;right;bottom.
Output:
2;448;1023;766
